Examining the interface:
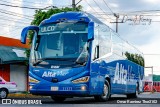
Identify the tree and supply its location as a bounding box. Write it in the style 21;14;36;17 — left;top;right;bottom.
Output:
25;6;82;58
125;51;144;67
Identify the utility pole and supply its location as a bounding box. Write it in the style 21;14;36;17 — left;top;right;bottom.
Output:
72;0;82;11
72;0;76;10
111;13;122;33
114;13;119;33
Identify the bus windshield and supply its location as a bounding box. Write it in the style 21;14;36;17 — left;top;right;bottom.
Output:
30;21;89;68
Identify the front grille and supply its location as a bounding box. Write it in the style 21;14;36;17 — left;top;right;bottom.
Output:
51;78;58;83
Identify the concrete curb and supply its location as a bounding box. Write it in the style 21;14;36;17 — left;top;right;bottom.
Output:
141;92;152;94
141;92;160;95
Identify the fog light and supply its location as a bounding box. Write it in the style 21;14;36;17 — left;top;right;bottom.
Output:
29;86;33;89
81;86;86;91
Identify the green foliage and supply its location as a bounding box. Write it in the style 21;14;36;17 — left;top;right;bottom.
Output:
25;31;34;59
25;6;82;58
31;6;82;26
125;51;145;67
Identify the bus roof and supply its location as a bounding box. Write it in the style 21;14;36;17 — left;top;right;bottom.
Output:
40;11;103;25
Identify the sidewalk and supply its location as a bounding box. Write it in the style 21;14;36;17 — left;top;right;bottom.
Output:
141;92;160;94
8;92;49;98
8;92;160;98
139;92;160;98
141;92;152;94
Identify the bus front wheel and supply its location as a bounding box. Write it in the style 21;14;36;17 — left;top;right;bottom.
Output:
51;96;66;102
94;80;111;102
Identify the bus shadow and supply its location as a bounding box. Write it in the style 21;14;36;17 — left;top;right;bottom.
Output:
42;96;129;104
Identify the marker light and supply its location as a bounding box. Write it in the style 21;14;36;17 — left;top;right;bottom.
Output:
72;76;89;83
29;76;39;83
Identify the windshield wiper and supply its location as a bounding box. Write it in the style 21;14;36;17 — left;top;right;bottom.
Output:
75;56;87;65
33;58;47;66
75;61;86;65
33;58;76;66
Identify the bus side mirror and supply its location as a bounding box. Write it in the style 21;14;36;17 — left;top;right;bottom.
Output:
88;22;94;41
21;26;39;44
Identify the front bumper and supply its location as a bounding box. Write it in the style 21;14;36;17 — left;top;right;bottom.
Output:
9;88;18;93
29;83;90;96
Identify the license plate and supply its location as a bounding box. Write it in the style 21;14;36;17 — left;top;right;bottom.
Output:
51;86;58;91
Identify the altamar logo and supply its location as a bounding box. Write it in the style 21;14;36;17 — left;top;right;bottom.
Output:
42;71;68;77
113;63;134;84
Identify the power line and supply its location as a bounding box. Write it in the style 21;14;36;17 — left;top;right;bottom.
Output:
0;11;33;20
83;0;101;17
0;27;22;36
0;14;31;22
117;10;160;16
87;12;116;20
125;10;160;13
14;0;52;6
14;0;71;8
102;0;114;14
87;11;160;15
0;9;33;18
0;0;49;9
144;54;160;55
0;8;34;18
86;11;116;18
83;0;97;13
0;2;50;10
72;0;82;10
84;0;113;22
0;17;30;24
0;9;33;20
92;0;119;32
92;0;112;20
89;12;160;21
0;24;25;28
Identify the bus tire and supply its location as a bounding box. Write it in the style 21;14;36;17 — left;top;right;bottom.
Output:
51;96;66;102
94;80;111;102
127;83;139;98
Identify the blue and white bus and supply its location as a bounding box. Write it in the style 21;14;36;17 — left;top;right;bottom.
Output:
21;12;144;102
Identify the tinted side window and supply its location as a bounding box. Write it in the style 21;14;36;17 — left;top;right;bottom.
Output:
112;32;123;56
99;25;111;57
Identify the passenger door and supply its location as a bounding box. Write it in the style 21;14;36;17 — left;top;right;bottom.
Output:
90;62;100;94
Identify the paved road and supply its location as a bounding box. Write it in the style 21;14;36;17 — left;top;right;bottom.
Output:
42;93;160;104
0;92;160;107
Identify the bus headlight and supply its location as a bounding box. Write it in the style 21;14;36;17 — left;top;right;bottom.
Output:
72;76;89;83
29;76;40;83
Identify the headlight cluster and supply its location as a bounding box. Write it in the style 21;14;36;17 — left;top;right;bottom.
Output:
72;76;89;83
29;76;40;83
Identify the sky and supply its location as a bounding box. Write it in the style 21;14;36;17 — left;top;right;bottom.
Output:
0;0;160;76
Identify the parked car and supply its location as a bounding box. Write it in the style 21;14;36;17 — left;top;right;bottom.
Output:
0;76;18;99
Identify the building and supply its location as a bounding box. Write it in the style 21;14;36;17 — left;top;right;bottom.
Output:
143;74;160;92
0;36;29;92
